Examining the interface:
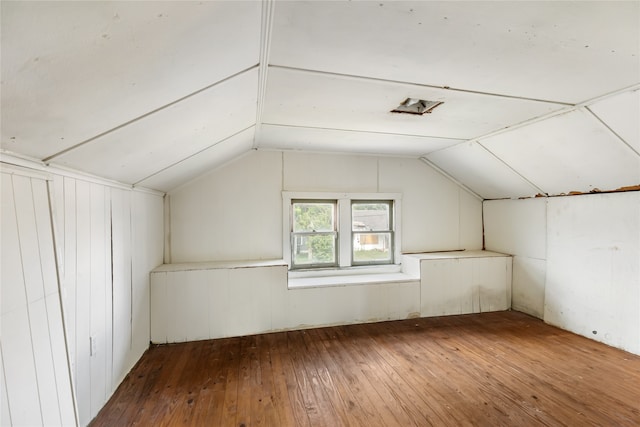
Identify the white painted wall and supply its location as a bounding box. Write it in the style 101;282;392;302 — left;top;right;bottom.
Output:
1;169;77;426
484;198;547;318
484;192;640;355
545;192;639;355
48;173;164;425
169;151;483;263
150;261;421;343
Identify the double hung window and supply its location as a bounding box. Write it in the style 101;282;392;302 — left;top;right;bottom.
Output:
291;200;338;268
286;193;400;271
351;201;393;265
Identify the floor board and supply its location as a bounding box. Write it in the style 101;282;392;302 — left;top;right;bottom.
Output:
91;311;640;426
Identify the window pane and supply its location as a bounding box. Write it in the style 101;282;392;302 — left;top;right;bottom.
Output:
353;232;392;263
293;234;336;265
293;202;335;232
352;202;390;231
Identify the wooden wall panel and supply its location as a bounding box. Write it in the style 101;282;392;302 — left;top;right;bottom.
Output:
89;183;108;417
0;170;77;426
1;349;12;426
2;164;164;426
111;188;133;387
75;179;92;425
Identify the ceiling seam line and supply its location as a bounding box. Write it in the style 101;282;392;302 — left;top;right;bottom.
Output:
411;84;640;158
573;83;640;108
261;122;465;141
42;64;260;163
257;146;420;160
254;0;276;149
476;141;547;196
424;105;581;157
419;157;483;201
269;64;573;106
584;106;640;157
132;124;257;186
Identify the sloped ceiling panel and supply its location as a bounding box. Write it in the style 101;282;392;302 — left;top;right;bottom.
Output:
53;69;259;184
136;127;256;193
480;108;640;195
259;124;463;156
262;67;565;141
270;1;639;103
587;89;640;154
425;142;541;200
1;1;260;160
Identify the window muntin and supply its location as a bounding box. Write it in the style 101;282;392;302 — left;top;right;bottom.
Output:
351;201;393;265
291;200;337;268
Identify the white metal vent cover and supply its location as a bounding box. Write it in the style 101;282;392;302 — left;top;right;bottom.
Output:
391;98;444;115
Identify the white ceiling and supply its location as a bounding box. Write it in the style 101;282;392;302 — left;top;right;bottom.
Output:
2;1;639;198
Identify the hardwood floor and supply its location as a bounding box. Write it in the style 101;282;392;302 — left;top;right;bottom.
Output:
90;311;640;426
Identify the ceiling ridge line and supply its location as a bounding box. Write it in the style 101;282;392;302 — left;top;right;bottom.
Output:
253;0;276;149
133;124;256;187
268;64;573;106
42;64;260;163
261;122;464;141
585;106;640;158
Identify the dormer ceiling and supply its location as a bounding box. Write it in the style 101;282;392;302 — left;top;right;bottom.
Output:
2;1;638;198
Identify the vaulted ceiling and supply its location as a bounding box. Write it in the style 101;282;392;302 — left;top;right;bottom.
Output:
2;1;638;198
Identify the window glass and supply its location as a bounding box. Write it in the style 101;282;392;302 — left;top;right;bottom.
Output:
352;202;390;231
293;202;334;232
291;201;337;268
352;201;393;265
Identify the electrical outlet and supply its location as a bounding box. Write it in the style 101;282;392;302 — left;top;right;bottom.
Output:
90;335;97;356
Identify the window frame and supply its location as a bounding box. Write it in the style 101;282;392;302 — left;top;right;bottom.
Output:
351;200;394;266
283;192;402;272
290;199;339;269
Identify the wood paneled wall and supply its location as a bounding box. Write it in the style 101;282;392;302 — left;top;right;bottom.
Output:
49;174;164;425
1;170;77;426
2;162;164;427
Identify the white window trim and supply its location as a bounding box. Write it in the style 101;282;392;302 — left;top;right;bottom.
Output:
282;192;402;275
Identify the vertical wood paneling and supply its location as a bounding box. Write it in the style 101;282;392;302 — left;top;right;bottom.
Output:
62;177;77;378
111;188;132;387
2;166;164;425
75;179;92;425
186;270;209;341
33;179;59;297
1;307;42;426
150;272;167;344
1;173;42;425
103;187;113;400
421;255;511;317
12;175;46;304
0;350;12;426
46;293;77;426
166;271;188;343
131;191;164;361
207;269;230;339
1;175;25;316
89;183;108;417
50;175;66;272
29;298;63;425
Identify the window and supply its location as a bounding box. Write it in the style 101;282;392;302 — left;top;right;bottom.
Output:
352;201;393;265
291;200;338;269
284;192;401;271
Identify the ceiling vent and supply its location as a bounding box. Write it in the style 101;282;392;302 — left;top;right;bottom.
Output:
391;98;443;115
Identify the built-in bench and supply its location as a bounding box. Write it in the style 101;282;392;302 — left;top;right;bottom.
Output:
150;250;511;344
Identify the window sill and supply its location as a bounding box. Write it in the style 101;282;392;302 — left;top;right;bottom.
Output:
287;265;419;289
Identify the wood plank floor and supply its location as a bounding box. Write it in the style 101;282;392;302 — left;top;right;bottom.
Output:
90;311;640;426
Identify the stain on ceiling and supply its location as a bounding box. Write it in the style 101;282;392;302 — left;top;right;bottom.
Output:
1;1;638;198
